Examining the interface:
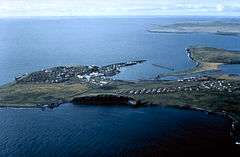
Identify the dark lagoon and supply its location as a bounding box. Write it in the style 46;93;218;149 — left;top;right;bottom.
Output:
0;17;240;156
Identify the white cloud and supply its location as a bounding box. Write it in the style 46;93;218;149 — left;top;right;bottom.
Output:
216;4;225;12
0;0;239;17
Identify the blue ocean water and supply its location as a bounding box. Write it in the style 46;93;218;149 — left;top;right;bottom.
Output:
0;17;240;84
0;17;239;156
0;104;233;157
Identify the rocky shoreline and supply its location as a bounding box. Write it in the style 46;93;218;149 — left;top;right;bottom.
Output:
1;94;239;145
71;94;143;106
70;94;240;146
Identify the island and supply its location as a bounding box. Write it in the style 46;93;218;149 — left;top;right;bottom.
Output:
0;47;240;142
148;21;240;36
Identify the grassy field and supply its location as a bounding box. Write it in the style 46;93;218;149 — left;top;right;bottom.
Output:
0;83;89;106
1;74;240;123
189;47;240;64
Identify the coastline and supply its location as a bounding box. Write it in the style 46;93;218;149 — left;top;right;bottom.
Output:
156;48;223;79
1;46;240;145
1;96;239;145
186;47;223;72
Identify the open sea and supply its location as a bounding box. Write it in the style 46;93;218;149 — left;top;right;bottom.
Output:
0;16;240;156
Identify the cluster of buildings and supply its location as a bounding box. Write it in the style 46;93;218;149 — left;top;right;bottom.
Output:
200;80;234;92
15;65;110;84
15;65;100;84
117;77;237;96
15;60;146;85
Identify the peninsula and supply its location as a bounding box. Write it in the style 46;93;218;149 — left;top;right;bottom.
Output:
0;47;240;130
149;21;240;36
157;47;240;78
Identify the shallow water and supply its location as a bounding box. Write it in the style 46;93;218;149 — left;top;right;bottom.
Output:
0;104;234;157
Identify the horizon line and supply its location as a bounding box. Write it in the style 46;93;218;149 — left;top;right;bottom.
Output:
0;14;240;19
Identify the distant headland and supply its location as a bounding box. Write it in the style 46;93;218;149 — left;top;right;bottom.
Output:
148;21;240;36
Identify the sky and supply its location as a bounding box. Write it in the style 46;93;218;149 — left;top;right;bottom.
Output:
0;0;240;17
